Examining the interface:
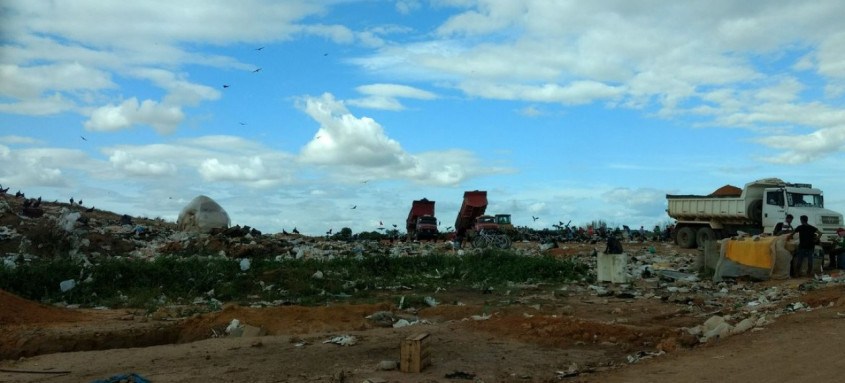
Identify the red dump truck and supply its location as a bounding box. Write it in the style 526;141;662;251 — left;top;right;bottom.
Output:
455;191;488;236
407;198;438;240
454;190;511;249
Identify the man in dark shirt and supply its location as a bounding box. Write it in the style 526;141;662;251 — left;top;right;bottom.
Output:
788;215;819;277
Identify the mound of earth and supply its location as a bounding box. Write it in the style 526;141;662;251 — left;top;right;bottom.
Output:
0;289;89;325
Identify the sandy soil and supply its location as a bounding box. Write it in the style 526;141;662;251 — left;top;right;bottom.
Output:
2;277;845;383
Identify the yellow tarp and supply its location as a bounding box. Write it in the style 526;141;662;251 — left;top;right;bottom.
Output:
725;237;777;269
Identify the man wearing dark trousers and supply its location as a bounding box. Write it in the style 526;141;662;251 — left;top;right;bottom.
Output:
788;215;820;277
828;228;845;270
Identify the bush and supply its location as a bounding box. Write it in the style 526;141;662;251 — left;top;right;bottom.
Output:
0;250;590;308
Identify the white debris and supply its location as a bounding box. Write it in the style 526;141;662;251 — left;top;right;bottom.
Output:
323;335;358;346
59;279;76;292
731;317;756;334
312;270;324;279
424;296;438;307
59;211;81;232
700;315;733;342
239;258;251;271
225;319;242;334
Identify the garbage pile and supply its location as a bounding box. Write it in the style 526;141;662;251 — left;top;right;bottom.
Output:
3;193;845;347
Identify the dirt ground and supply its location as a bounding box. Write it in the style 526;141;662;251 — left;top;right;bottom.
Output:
2;262;845;383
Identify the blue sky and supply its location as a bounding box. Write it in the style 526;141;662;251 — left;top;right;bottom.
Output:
2;0;845;236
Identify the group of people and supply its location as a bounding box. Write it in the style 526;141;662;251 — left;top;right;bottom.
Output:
774;214;845;277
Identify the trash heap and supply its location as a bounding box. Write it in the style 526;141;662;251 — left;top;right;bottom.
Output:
3;193;845;349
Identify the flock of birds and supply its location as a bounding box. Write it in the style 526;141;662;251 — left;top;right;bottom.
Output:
2;184;554;238
1;184;95;213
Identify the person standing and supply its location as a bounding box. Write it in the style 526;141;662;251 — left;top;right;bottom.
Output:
827;228;845;270
774;214;794;235
788;215;820;277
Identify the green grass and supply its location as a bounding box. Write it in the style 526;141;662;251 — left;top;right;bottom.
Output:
0;249;591;309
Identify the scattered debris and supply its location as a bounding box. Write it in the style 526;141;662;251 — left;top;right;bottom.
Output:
626;350;665;364
424;296;438;307
225;319;241;335
59;279;76;293
323;335;357;346
377;360;398;370
445;370;476;380
239;258;251;271
90;372;150;383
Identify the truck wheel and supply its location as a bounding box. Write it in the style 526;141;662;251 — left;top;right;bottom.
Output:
495;234;512;249
747;200;763;223
676;226;697;248
696;227;717;247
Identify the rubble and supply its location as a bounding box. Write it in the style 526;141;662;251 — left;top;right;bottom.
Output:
4;193;845;367
323;335;358;346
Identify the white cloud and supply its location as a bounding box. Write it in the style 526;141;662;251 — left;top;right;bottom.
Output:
130;68;220;106
396;0;422;15
0;92;77;116
101;136;296;188
349;1;845;161
84;98;184;134
0;63;114;99
299;93;414;167
298;93;507;185
517;105;543;117
459;80;624;105
6;1;326;49
0;136;41;145
601;187;668;217
815;31;845;79
301;24;356;44
346;96;405;111
0;146;92;187
347;83;437;110
527;202;546;214
198;157;268;182
356;83;437;100
0;1;328;129
756;127;845;164
109;150;177;177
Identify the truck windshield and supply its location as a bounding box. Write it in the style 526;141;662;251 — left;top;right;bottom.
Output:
786;192;823;208
418;216;437;225
477;216;494;223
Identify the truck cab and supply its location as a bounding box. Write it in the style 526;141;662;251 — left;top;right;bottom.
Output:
762;186;843;245
494;214;513;232
474;215;499;232
414;215;438;239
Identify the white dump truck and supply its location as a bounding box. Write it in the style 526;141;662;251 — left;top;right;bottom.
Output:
666;178;843;249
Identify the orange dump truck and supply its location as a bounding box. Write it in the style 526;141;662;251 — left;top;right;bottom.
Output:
407;198;438;240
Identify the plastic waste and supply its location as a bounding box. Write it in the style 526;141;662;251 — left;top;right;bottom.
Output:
60;279;76;292
239;258;251;271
